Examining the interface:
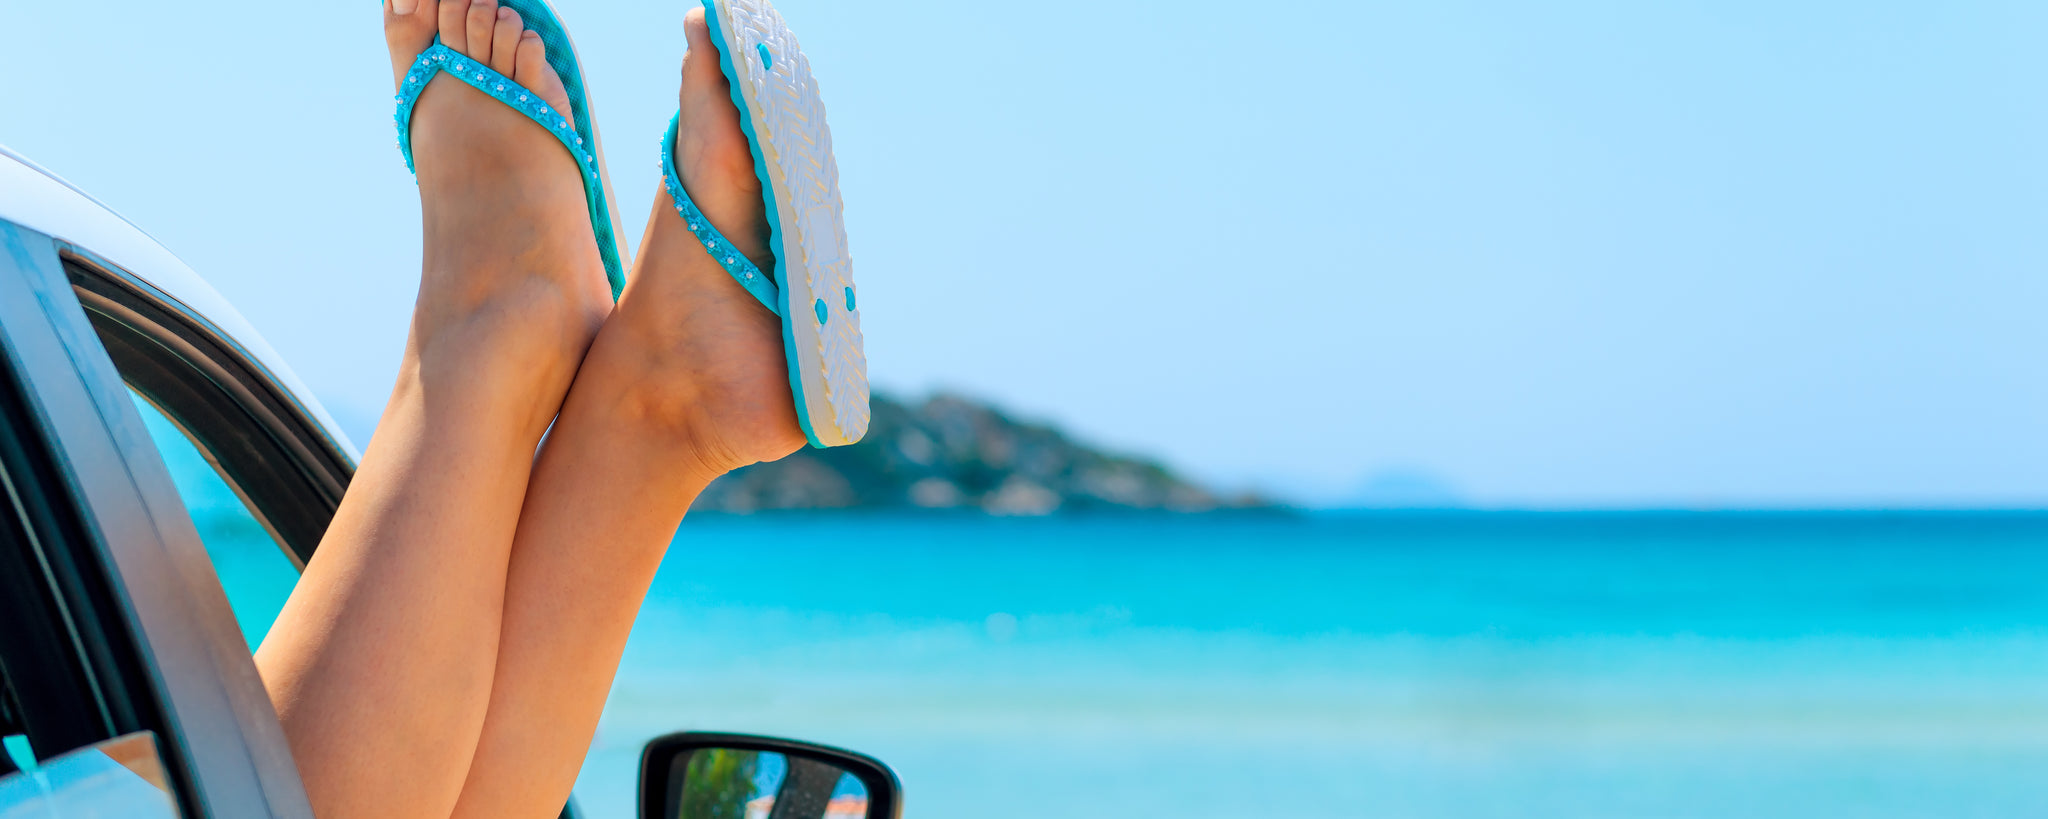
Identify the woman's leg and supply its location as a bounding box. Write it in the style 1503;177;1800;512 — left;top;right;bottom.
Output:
447;11;804;816
253;2;613;817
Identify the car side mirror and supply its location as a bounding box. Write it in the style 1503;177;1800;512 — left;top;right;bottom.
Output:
638;732;902;819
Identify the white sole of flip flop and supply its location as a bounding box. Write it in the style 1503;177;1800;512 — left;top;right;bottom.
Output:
703;0;870;447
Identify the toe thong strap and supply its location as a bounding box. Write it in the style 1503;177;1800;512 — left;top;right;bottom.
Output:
661;113;783;317
392;42;624;296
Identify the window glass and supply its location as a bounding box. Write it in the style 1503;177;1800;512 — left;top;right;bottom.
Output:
0;731;182;818
129;392;299;650
0;733;182;814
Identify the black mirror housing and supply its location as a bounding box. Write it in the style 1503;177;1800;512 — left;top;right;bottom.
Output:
638;732;902;819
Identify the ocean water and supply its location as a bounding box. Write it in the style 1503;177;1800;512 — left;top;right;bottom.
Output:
560;513;2048;819
138;402;2048;817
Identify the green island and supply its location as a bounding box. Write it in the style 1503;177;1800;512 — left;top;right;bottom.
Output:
693;393;1275;515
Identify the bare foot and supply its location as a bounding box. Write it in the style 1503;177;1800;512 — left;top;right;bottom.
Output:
383;0;612;426
606;7;806;478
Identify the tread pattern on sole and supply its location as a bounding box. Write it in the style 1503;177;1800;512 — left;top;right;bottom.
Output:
715;0;870;444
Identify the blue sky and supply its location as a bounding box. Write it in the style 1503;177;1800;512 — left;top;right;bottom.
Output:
3;0;2044;508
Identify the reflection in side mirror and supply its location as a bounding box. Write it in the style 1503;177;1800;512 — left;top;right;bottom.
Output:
639;732;902;819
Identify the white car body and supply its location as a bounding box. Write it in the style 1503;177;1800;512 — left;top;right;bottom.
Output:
0;143;358;466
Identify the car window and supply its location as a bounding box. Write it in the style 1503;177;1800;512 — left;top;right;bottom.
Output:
0;731;183;818
128;392;299;650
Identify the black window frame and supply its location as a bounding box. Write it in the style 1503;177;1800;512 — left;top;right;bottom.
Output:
63;247;351;568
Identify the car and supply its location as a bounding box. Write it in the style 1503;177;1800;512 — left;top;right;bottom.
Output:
0;143;902;819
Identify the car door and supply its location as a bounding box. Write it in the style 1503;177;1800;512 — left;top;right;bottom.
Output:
0;216;317;817
1;146;595;817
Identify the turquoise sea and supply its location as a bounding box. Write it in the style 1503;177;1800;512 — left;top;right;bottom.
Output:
145;404;2048;818
562;513;2048;819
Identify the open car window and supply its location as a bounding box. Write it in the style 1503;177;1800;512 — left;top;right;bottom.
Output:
37;228;591;818
128;393;299;650
0;218;312;816
59;246;356;653
63;249;351;568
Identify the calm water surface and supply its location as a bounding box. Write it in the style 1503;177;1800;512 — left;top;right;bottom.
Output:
570;513;2048;819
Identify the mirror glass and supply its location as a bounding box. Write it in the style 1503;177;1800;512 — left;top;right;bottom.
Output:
665;748;870;819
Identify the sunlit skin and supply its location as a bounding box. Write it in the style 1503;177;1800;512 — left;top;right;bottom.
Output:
254;1;805;816
450;6;808;817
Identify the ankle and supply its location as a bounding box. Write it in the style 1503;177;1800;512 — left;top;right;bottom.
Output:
581;316;798;484
602;380;745;493
409;277;606;417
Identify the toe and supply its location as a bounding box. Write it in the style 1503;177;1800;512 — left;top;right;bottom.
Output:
465;0;501;63
489;6;523;77
514;30;574;118
384;0;439;89
673;8;770;267
682;8;721;77
437;0;469;55
678;10;747;170
679;10;736;126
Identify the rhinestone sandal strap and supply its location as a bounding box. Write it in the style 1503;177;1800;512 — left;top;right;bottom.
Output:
660;112;782;317
391;42;625;298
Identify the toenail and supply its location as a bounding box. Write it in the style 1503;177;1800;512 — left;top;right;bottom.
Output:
814;299;830;324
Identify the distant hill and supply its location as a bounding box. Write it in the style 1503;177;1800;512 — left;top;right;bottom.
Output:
692;393;1276;515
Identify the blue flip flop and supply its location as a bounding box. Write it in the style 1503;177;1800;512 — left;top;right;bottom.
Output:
663;0;870;448
393;0;627;298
